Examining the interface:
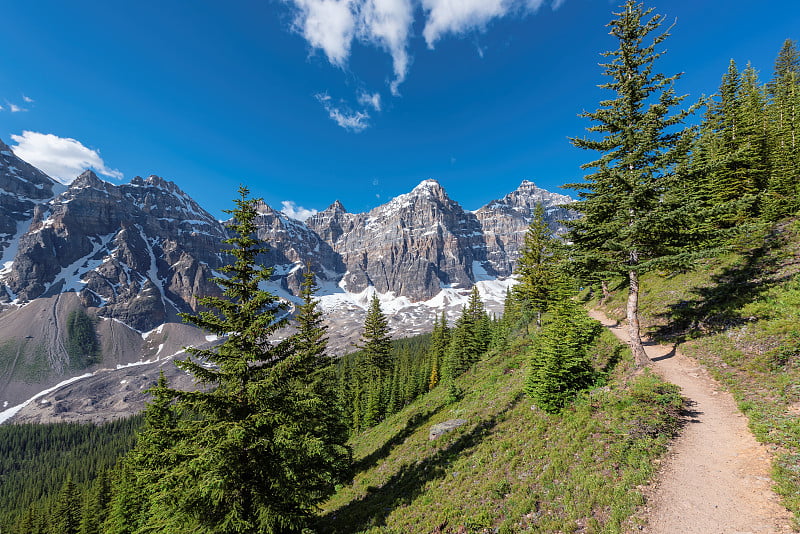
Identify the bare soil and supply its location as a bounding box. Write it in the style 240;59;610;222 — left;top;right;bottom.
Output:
588;310;797;534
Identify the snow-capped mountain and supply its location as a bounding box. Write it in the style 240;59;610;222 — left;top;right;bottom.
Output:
0;137;577;422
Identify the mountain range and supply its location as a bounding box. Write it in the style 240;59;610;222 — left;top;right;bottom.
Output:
0;137;576;423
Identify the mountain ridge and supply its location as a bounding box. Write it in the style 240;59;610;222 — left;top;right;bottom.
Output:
0;138;578;421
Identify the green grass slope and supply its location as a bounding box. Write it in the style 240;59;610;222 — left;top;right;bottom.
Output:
596;218;800;525
316;329;682;533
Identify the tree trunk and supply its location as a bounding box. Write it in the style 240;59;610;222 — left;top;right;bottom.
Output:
627;269;650;368
600;280;610;305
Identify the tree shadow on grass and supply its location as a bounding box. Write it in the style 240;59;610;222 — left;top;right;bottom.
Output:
653;240;782;342
317;393;525;533
353;408;441;474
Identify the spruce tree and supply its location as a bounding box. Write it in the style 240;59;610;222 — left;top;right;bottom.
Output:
359;294;392;426
16;505;38;534
512;204;562;326
427;311;449;390
693;59;768;226
125;187;348;533
51;476;80;534
465;285;490;356
291;268;331;378
526;301;600;413
443;288;490;381
78;470;111;534
105;371;178;534
764;39;800;219
566;0;696;367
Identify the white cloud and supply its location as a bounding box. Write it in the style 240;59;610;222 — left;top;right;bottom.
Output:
358;91;382;111
9;103;25;113
280;201;319;221
290;0;357;67
0;104;4;111
329;108;370;132
358;0;414;95
315;93;371;132
420;0;561;48
10;131;124;184
289;0;565;118
22;95;34;103
421;0;509;48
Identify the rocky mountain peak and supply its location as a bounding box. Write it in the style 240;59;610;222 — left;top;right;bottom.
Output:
474;179;579;276
403;179;448;202
143;174;178;192
0;137;58;196
482;179;573;213
327;199;346;214
411;178;445;195
254;200;280;216
375;179;456;222
0;137;61;259
70;170;105;189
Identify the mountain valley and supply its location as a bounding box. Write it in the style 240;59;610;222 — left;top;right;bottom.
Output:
0;138;576;423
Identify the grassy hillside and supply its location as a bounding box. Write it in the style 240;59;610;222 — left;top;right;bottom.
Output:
596;218;800;524
315;327;682;533
0;306;686;533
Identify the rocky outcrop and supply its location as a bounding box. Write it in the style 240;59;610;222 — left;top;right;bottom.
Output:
307;179;493;301
0;138;62;261
2;171;227;331
429;418;468;440
474;180;577;276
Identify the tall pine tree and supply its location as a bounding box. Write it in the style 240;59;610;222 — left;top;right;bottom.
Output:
124;187;349;533
764;39;800;219
566;1;696;367
512;204;567;326
359;294;392;427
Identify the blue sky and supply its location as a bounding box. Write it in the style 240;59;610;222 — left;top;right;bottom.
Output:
1;0;799;219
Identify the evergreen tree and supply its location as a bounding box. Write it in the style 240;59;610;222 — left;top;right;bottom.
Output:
443;287;491;383
692;59;768;226
526;301;601;413
512;204;561;325
465;286;490;356
290;268;337;383
359;294;392;426
78;470;111;534
65;309;100;369
123;187;349;533
105;372;177;534
16;506;35;534
764;39;800;219
566;1;696;367
739;63;771;199
50;476;80;534
427;311;449;390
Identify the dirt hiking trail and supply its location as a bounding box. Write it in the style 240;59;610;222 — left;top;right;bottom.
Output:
588;310;797;534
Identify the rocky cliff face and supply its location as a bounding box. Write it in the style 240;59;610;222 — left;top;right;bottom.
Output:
474;180;576;276
306;180;492;301
253;201;344;296
2;171;227;332
0;138;63;263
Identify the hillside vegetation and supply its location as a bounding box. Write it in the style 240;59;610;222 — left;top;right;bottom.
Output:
595;218;800;523
316;328;681;533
